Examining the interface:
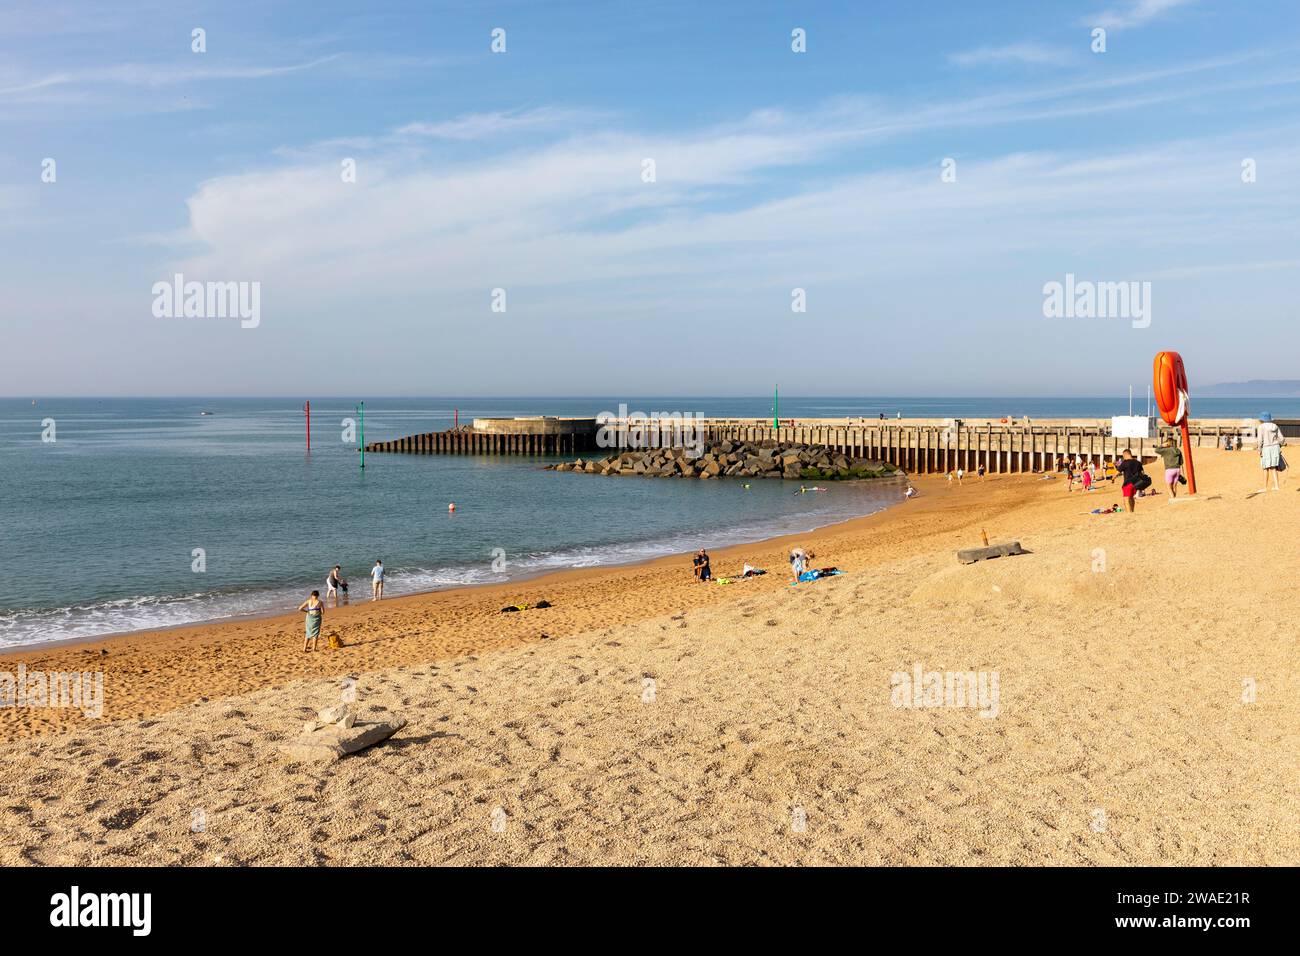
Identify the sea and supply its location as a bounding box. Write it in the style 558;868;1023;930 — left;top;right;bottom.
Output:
0;395;1289;648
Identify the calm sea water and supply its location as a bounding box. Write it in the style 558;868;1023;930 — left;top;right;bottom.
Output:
0;395;1289;648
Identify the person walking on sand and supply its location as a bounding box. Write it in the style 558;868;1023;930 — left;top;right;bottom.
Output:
1156;437;1184;500
371;559;385;600
1256;413;1285;492
298;590;324;652
1116;449;1147;514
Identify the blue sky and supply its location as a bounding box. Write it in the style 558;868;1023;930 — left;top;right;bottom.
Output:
1;0;1298;396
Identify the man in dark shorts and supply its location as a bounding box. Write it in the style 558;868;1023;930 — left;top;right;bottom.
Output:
693;548;712;582
1116;449;1147;513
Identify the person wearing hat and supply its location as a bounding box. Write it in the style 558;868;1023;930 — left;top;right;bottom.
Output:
1257;413;1285;491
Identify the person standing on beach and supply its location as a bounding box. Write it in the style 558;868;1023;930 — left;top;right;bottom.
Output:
1156;437;1184;500
298;590;324;652
1256;413;1285;492
1116;449;1147;514
371;559;384;600
790;547;811;584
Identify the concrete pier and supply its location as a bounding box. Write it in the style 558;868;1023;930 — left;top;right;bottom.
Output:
365;416;1244;474
364;417;599;456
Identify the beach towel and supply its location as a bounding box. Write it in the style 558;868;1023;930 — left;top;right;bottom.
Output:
500;600;553;613
793;569;844;584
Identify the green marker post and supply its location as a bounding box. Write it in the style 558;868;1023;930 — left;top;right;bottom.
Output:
773;385;779;430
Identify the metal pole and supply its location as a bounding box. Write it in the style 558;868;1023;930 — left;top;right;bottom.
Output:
305;400;311;452
359;401;365;470
1181;419;1197;495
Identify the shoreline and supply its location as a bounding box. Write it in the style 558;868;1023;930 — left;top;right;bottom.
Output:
0;479;912;656
0;472;969;738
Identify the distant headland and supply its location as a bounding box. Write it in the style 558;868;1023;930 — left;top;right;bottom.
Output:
1202;380;1300;397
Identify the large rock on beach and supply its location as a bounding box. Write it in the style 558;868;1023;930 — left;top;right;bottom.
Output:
280;716;409;763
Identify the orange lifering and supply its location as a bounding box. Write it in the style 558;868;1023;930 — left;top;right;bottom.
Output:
1000;417;1008;423
1153;351;1188;425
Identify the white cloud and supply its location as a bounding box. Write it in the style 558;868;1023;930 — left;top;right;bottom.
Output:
1085;0;1197;30
166;95;1300;323
949;43;1071;67
0;56;337;99
396;107;608;141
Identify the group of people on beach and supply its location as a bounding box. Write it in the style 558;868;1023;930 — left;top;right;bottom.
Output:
297;559;386;651
1060;445;1174;513
944;465;986;486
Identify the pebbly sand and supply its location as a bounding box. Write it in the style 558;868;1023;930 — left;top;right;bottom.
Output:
0;449;1296;865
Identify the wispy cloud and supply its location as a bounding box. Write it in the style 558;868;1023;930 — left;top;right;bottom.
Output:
1084;0;1197;30
0;55;338;100
396;107;608;141
949;43;1072;67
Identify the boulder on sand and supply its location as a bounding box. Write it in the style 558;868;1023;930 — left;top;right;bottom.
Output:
280;716;408;763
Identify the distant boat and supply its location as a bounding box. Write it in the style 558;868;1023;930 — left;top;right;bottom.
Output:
199;410;214;416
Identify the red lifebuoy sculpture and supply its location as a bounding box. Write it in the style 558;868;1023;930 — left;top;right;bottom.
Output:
1153;351;1197;494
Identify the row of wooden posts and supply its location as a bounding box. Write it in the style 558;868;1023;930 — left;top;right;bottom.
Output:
367;422;1233;474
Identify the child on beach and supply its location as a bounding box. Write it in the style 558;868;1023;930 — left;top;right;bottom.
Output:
298;590;324;651
371;559;384;600
1081;466;1093;492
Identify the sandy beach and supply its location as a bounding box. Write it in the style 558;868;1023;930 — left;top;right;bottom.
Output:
1;449;1296;866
